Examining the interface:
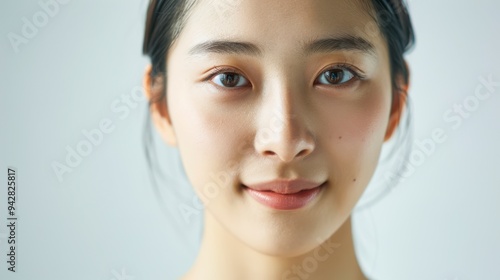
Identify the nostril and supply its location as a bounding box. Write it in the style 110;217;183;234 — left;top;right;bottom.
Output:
296;149;309;157
263;150;276;156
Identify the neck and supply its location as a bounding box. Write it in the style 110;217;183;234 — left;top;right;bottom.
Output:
183;212;367;280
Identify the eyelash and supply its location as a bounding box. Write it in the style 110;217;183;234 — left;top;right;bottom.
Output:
204;63;365;90
315;63;366;88
204;66;249;89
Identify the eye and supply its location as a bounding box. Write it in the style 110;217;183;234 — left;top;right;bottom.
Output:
210;71;250;88
315;66;358;86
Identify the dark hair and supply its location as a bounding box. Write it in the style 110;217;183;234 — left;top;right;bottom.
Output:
142;0;416;212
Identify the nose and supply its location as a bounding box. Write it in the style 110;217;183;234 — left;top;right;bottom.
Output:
254;86;316;163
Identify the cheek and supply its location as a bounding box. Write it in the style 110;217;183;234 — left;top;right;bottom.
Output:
167;82;247;204
319;82;391;186
347;87;390;147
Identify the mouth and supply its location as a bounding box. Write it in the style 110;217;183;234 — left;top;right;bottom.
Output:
242;181;327;210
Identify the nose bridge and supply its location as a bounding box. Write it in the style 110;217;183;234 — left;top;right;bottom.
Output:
254;72;316;162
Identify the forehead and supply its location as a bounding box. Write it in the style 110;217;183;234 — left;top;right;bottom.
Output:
169;0;387;61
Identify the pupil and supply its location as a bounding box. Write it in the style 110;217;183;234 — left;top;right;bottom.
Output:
221;73;239;87
326;69;343;84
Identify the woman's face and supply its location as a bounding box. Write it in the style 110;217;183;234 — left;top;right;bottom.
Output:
154;0;394;256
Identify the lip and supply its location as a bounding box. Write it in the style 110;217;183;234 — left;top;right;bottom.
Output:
243;179;326;210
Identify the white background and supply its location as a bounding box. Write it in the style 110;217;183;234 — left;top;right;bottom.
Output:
1;0;499;279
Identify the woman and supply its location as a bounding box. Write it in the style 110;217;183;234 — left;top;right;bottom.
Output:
142;0;415;279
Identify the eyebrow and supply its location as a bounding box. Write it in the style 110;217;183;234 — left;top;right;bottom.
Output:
187;35;376;57
303;35;376;56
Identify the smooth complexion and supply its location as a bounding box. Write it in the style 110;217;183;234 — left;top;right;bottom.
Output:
143;0;406;279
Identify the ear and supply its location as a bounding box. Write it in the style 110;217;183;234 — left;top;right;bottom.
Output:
384;61;410;142
143;64;177;147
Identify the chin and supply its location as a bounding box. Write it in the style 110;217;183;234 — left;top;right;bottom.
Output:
237;218;338;258
248;238;321;258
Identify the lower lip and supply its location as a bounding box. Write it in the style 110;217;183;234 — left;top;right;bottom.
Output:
243;182;325;210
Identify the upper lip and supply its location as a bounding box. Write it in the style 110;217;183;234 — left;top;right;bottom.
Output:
244;178;325;194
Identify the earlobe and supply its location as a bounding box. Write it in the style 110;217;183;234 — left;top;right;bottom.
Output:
384;61;410;142
384;89;406;141
143;64;178;147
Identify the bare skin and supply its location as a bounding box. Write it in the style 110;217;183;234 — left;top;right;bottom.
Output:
143;0;408;279
182;212;367;279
